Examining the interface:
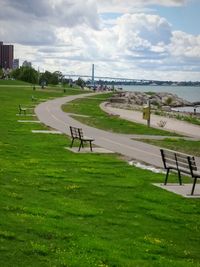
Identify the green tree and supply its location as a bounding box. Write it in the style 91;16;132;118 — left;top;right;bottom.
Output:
10;68;21;80
20;67;38;84
39;70;62;85
76;77;86;88
49;71;59;85
54;71;63;82
39;71;51;86
11;67;38;84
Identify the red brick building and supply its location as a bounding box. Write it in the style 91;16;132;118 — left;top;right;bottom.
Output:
0;41;14;69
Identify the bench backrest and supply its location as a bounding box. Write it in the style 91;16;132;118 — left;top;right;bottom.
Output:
70;126;83;139
187;156;197;176
160;148;196;174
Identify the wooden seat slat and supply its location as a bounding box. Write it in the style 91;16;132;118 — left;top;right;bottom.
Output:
160;148;200;195
69;126;94;152
19;104;27;115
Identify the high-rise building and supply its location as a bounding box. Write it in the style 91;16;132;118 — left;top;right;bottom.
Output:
0;41;14;69
0;42;3;68
13;59;19;69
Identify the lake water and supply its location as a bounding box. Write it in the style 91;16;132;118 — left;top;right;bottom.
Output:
121;85;200;102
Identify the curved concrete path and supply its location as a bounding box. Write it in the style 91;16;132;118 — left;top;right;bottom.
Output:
101;103;200;139
35;93;200;168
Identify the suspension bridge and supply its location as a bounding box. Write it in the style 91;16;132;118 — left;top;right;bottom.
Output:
63;64;154;85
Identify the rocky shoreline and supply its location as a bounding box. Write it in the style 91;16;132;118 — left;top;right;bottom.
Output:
109;91;196;112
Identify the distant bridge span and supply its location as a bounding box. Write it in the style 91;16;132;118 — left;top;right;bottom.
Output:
63;74;152;83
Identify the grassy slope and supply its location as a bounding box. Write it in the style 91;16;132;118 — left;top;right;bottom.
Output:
138;138;200;157
62;96;180;136
0;79;31;85
0;86;200;267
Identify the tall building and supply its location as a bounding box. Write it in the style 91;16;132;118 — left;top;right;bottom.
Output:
0;42;3;68
0;41;14;69
13;59;19;69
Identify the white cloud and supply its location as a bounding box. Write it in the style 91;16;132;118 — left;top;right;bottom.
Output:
169;31;200;58
1;0;200;81
97;0;188;13
0;0;99;45
115;13;172;56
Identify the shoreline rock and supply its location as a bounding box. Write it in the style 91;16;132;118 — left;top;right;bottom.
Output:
109;91;192;110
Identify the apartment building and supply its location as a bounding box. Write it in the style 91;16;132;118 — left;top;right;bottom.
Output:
0;41;14;69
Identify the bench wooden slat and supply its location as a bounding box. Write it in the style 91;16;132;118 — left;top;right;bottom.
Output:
19;104;27;115
69;126;94;152
160;148;200;195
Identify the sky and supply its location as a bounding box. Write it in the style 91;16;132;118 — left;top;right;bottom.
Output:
0;0;200;81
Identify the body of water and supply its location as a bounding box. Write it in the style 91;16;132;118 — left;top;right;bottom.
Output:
119;85;200;113
121;85;200;103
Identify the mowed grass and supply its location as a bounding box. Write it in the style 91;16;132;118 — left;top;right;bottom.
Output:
138;138;200;157
0;85;200;267
0;79;31;85
62;96;180;136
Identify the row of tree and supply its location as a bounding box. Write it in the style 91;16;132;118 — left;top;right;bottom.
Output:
11;66;38;84
0;66;87;88
10;67;64;85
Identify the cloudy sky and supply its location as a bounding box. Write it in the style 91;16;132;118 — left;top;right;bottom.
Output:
1;0;200;81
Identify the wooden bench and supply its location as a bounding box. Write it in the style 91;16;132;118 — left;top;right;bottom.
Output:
19;104;27;115
69;126;94;152
160;148;200;195
31;95;38;102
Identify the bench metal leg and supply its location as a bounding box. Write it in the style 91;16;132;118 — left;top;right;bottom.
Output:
89;141;93;152
191;178;197;195
70;138;74;148
78;140;84;151
164;169;169;185
178;171;182;185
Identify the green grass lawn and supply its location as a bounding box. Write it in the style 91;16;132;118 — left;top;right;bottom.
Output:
0;79;31;85
137;138;200;157
0;86;200;267
62;95;180;136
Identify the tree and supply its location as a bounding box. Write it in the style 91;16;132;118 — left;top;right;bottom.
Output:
75;77;86;88
39;71;51;86
49;71;59;85
11;66;38;84
54;71;63;82
20;67;38;84
39;70;62;85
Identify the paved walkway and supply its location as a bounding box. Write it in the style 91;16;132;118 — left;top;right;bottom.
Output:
35;92;200;168
101;103;200;139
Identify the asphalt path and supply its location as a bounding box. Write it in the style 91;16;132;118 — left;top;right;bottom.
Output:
101;103;200;139
35;92;200;168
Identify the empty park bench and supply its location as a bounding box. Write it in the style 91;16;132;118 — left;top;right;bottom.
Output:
160;148;200;195
31;95;38;102
70;126;94;152
19;104;27;115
